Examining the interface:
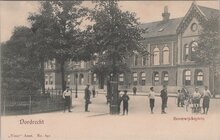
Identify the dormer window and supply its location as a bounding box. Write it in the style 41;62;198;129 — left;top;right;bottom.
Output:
145;27;149;33
158;27;164;32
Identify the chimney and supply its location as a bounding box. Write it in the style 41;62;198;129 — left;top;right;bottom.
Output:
162;6;170;21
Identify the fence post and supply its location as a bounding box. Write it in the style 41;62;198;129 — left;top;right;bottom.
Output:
29;95;32;114
47;97;50;111
3;95;6;115
56;89;57;100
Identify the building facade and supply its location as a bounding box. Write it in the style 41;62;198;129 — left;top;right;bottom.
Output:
44;2;219;93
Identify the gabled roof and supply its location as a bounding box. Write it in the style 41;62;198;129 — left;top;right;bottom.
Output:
198;5;220;19
140;17;183;38
177;2;220;34
140;2;219;38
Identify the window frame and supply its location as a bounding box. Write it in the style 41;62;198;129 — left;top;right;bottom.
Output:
195;70;204;86
184;70;191;86
140;72;146;86
153;48;160;65
162;46;169;64
133;72;138;85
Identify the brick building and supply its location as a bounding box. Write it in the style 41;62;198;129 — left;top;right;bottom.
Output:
44;2;220;93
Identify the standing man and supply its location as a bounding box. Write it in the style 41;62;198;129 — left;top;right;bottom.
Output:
148;87;156;114
133;87;137;96
84;84;91;112
92;85;96;98
160;85;168;114
122;90;130;115
202;86;212;114
63;87;72;112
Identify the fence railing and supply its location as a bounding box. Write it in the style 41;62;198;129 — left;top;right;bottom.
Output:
1;91;65;116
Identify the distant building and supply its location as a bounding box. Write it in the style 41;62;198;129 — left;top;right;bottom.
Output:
44;2;220;93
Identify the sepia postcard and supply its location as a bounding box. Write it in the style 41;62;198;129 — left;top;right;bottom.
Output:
1;1;220;140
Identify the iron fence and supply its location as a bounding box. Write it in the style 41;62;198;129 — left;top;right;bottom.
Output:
1;90;66;115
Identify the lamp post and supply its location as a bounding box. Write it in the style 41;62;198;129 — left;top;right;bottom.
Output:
88;70;91;84
109;72;119;114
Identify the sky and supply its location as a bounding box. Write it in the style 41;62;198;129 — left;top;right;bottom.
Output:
0;1;219;43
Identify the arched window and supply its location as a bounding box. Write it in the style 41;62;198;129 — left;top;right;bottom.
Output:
163;46;169;64
195;70;203;86
93;73;97;84
134;55;138;66
133;72;138;85
162;71;169;85
79;74;84;85
140;72;146;85
153;48;160;65
184;44;189;61
184;70;191;86
191;41;198;61
142;56;147;66
67;74;70;85
153;71;159;85
119;73;124;85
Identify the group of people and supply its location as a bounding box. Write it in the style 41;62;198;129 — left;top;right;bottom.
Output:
148;85;212;115
176;86;212;114
62;85;96;112
62;84;212;115
147;85;168;114
118;85;212;115
118;90;130;115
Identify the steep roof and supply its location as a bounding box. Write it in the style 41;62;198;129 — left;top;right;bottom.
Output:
177;3;219;34
140;17;183;38
140;3;219;38
198;5;220;19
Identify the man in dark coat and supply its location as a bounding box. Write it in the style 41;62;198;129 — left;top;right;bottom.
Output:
160;85;168;114
84;84;91;112
122;90;130;115
133;87;137;96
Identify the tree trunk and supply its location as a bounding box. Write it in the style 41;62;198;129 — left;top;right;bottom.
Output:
41;58;45;94
60;60;66;92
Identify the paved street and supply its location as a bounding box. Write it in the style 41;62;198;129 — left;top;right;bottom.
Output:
2;93;220;140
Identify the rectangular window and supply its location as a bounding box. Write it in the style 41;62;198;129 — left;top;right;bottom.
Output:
119;74;124;85
141;73;146;85
153;72;159;86
49;75;53;85
133;73;138;85
142;57;147;66
134;55;138;66
184;71;191;86
93;73;97;84
67;75;70;85
45;75;48;85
